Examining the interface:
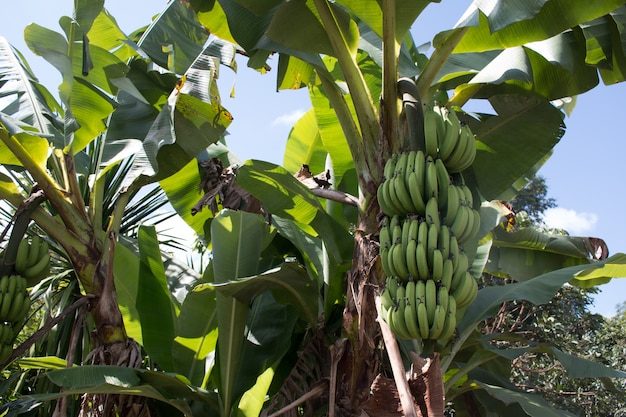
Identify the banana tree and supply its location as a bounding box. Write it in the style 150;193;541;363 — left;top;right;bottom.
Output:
2;1;626;417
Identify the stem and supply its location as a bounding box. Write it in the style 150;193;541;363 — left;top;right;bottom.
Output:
416;27;469;104
0;129;91;240
381;0;400;152
313;0;380;152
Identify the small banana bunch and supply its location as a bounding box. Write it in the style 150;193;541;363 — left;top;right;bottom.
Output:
0;275;30;363
14;235;50;287
377;96;481;347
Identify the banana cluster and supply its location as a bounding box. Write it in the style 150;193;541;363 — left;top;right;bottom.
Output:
15;235;50;287
423;106;476;173
377;101;480;346
0;275;30;363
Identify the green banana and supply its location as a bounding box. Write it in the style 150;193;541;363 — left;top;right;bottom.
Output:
437;284;449;313
439;107;461;160
415;280;426;305
435;158;450;210
404;281;420;339
377;183;395;216
416;244;429;280
449;204;469;240
417;219;428;245
406;238;419;279
425;156;438;201
443;185;461;226
401;218;411;254
25;235;41;268
444;123;470;173
407;171;427;215
455;124;476;172
452;272;473;308
451;251;469;291
394;173;414;213
381;246;394;277
23;252;50;283
441;258;454;289
0;278;14;319
391;241;409;281
0;343;12;364
384;154;397;180
438;225;450;260
425;279;437;326
437;308;457;345
6;291;24;323
449;236;460;269
380;285;395;311
431;249;443;282
423;109;441;158
387;174;405;215
0;276;8;293
417;300;430;340
392;285;411;339
428;304;446;340
425;197;441;230
15;240;30;274
427;222;439;267
386;276;399;300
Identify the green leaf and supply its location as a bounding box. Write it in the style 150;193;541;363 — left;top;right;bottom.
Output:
0;113;50;168
282;108;327;175
477;382;577;417
470;95;564;200
210;209;268;414
452;1;626;53
236;160;353;264
213;261;318;326
571;253;626;287
137;225;178;371
174;283;218;386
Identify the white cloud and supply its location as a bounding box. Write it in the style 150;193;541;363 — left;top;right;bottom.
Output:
542;207;598;235
272;109;306;126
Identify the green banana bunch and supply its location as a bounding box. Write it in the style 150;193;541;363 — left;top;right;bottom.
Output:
0;275;31;324
14;235;51;287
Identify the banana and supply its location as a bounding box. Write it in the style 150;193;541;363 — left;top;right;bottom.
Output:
417;219;428;245
415;280;426;305
391;241;409;281
443;185;461;226
431;249;443;282
380;285;395;311
0;343;12;364
391;215;402;242
0;275;8;293
449;204;469;240
451;251;469;291
428;304;446;340
452;272;472;309
425;279;437;326
405;150;417;179
26;235;41;268
417;300;430;340
465;209;481;243
423;109;441;158
0;278;14;319
458;206;474;243
438;225;450;260
424;157;438;201
441;258;454;289
392;285;411;339
387;174;406;215
381;246;395;277
23;252;50;282
444;123;470;173
395;152;409;181
393;173;414;214
425;197;441;230
6;291;24;323
384;154;397;180
435;158;450;210
460;183;474;207
439;107;461;160
379;221;391;249
437;308;457;345
377;182;395;216
15;240;30;273
0;324;11;344
386;276;399;300
427;222;439;267
449;236;460;269
407;171;427;215
437;284;449;313
414;150;426;194
404;281;420;339
455;124;476;172
401;218;411;254
406;238;419;279
416;244;429;280
382;180;401;215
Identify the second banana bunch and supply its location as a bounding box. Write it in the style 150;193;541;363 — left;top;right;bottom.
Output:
378;104;480;347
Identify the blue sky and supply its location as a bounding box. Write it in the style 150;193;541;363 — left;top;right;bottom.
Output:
4;1;626;316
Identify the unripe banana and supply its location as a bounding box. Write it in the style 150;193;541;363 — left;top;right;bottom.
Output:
452;272;473;309
377;183;395;216
431;249;443;281
401;218;411;254
380;285;395;311
414;150;426;193
417;219;428;245
415;280;426;305
406;238;419;279
417;301;430;340
437;284;449;313
0;278;15;319
416;244;429;280
439;107;461;160
6;291;25;323
454;124;476;172
0;276;8;293
449;236;460;269
435;158;450;211
404;281;420;339
23;252;50;283
438;225;451;261
428;304;446;340
449;204;469;240
451;251;469;291
425;157;438;201
379;220;391;249
425;279;437;325
392;285;411;339
384;154;397;180
437;309;457;345
381;246;395;277
441;258;454;289
444;123;470;173
393;173;414;214
382;179;402;215
0;343;12;364
15;240;30;274
423;109;442;158
25;235;41;268
443;185;460;226
387;174;405;216
386;276;399;300
391;241;409;281
425;197;441;230
427;222;439;267
457;206;474;243
391;216;402;243
407;172;426;215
